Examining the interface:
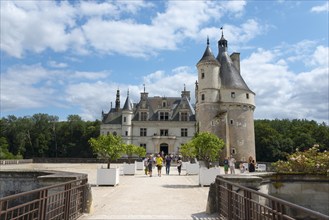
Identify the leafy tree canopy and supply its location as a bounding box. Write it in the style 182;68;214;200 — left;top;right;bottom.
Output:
183;132;225;168
89;134;124;168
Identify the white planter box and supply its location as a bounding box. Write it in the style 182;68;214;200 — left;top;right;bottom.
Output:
199;167;220;186
123;163;136;175
186;162;199;175
181;162;189;170
135;161;144;170
97;168;119;186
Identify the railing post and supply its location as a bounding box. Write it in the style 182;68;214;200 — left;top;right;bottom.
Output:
244;190;252;220
38;189;48;220
228;183;233;220
63;183;72;220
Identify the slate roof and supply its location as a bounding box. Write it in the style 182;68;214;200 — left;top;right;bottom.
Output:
102;93;196;124
197;39;220;66
218;51;253;92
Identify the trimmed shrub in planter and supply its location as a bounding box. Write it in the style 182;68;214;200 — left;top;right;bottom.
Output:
89;134;124;186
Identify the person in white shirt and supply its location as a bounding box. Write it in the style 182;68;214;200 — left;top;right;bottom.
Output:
229;156;236;174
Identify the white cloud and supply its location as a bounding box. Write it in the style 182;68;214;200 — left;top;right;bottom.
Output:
241;46;329;124
0;64;112;114
0;1;81;58
1;0;249;58
48;61;68;68
309;46;329;67
311;2;329;13
0;64;63;111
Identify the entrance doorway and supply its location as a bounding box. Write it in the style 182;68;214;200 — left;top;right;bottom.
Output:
159;143;168;156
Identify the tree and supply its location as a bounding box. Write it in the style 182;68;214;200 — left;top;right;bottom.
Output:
89;134;124;168
180;141;196;162
185;132;225;168
135;146;146;160
123;144;138;164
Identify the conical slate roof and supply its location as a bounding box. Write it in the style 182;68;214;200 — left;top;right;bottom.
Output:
219;52;253;93
123;93;133;111
197;38;220;65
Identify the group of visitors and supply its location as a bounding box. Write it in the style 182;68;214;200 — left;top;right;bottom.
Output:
223;155;257;174
144;153;257;177
144;153;182;177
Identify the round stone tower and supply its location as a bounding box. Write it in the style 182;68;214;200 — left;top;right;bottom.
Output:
196;32;256;162
195;37;221;136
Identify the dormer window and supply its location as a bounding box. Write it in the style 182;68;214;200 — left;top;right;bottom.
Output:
181;112;188;121
140;112;147;121
159;112;169;121
162;101;167;108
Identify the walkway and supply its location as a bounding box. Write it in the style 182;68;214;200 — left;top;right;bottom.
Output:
1;163;220;220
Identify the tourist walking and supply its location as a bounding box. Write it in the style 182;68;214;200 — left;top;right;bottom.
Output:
147;155;154;177
143;157;149;175
165;154;172;175
177;156;182;175
156;154;163;177
248;156;255;172
229;156;236;174
223;157;229;174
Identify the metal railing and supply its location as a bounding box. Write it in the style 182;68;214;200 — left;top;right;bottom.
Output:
0;178;88;220
217;177;329;220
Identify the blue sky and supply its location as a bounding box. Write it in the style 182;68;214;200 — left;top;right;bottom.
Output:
1;1;328;124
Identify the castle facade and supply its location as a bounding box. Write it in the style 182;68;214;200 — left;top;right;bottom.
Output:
101;32;256;161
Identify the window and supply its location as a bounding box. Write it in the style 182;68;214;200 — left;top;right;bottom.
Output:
181;128;188;137
162;101;166;107
160;129;168;136
230;119;234;125
125;131;128;136
107;131;110;135
140;128;147;136
246;93;249;99
160;112;169;121
232;148;236;155
201;69;204;79
140;112;147;121
140;143;146;149
181;112;188;121
231;92;235;98
123;117;126;122
201;94;205;101
113;131;117;136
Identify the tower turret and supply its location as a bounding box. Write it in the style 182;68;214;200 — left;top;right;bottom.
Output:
196;37;221;134
216;27;228;61
122;90;134;144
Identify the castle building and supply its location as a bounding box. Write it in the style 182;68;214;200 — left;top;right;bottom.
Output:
100;86;196;155
101;30;256;161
